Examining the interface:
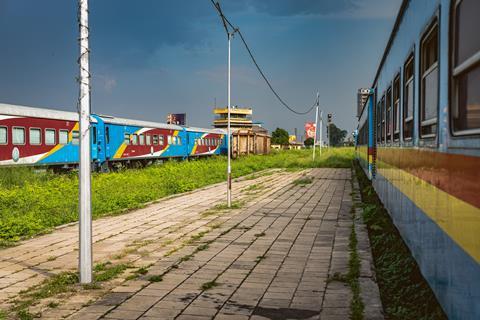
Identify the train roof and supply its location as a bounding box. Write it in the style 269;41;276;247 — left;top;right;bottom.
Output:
371;0;408;87
184;127;227;134
0;103;81;122
99;115;183;130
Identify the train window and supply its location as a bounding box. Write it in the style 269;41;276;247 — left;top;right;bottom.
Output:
177;137;182;145
0;126;7;144
45;129;56;145
131;134;138;145
159;135;164;145
124;133;130;145
393;75;401;141
376;101;381;143
59;130;68;145
152;135;158;145
146;134;151;146
105;127;110;144
29;128;41;145
139;134;145;145
452;0;480;133
167;135;172;145
381;95;386;143
386;87;392;143
13;127;25;145
72;131;80;145
403;55;414;139
92;127;97;144
420;21;439;137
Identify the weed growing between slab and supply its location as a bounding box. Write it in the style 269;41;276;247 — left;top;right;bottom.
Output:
200;280;219;291
348;217;364;320
292;176;313;186
354;162;446;320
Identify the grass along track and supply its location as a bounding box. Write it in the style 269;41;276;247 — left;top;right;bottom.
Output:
0;148;353;245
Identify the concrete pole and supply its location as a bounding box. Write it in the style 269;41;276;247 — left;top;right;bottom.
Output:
78;0;92;284
227;32;232;208
319;110;323;156
312;92;319;161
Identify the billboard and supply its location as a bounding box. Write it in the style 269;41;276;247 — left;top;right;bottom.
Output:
289;135;297;142
167;113;186;125
305;122;316;139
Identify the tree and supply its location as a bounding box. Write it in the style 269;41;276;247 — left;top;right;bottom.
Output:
304;137;314;147
271;128;290;145
328;123;347;146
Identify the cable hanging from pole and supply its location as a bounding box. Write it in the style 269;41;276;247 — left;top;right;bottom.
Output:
210;0;316;115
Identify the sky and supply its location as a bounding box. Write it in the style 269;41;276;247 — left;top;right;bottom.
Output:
0;0;402;141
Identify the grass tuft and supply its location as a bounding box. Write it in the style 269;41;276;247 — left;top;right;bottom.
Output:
200;280;219;291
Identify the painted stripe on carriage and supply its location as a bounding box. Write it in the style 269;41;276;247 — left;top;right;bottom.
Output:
0;153;47;165
113;129;179;159
376;159;480;264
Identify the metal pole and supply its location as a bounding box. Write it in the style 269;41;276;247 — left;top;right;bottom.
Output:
312;93;319;161
78;0;92;284
319;110;323;156
227;32;232;208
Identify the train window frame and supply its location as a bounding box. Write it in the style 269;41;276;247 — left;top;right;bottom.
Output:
167;135;172;145
381;94;386;144
72;131;80;145
139;134;145;146
393;74;401;141
105;127;110;144
159;135;164;145
376;100;381;143
0;126;7;145
59;130;69;145
419;18;440;139
124;133;130;145
386;86;393;143
132;134;138;145
45;128;56;146
403;53;415;140
29;127;42;145
12;127;25;145
146;134;151;146
152;134;159;145
450;0;480;136
177;136;182;145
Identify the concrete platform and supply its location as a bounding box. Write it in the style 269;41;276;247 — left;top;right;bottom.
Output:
0;168;383;319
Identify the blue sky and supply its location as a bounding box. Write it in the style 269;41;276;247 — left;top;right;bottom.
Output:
0;0;401;141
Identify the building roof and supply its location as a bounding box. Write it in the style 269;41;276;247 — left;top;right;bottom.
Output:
213;107;252;115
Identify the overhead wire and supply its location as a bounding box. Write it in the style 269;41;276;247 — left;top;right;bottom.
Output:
210;0;316;115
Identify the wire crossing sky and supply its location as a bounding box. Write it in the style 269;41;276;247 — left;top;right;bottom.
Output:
210;0;316;115
0;0;401;140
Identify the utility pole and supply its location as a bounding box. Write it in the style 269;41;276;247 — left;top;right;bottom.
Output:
312;92;319;161
78;0;92;284
319;110;323;156
227;31;232;207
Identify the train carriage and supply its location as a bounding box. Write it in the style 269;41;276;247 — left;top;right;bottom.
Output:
0;103;99;168
355;1;479;319
185;127;227;157
100;116;187;165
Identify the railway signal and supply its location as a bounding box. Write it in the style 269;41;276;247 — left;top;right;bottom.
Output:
78;0;92;284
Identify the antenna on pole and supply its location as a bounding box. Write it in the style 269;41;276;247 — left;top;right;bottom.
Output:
78;0;92;284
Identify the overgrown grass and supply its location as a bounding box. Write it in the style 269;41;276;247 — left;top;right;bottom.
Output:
0;148;353;245
354;162;446;320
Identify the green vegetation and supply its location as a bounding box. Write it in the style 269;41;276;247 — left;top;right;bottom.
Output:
254;232;266;237
271;127;290;145
148;275;163;282
354;162;446;320
348;217;364;320
200;280;219;291
292;176;313;186
0;148;354;245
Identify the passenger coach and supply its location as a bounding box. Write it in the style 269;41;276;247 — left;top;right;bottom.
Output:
0;103;228;170
356;1;479;319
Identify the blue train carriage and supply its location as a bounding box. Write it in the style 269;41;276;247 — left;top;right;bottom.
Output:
185;127;228;157
99;115;186;167
359;0;480;318
0;103;101;169
356;89;375;179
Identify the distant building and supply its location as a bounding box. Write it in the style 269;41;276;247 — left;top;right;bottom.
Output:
213;106;252;129
213;106;270;156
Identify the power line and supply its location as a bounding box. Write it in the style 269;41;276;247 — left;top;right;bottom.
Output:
210;0;316;115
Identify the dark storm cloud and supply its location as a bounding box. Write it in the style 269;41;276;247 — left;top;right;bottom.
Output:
222;0;359;16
